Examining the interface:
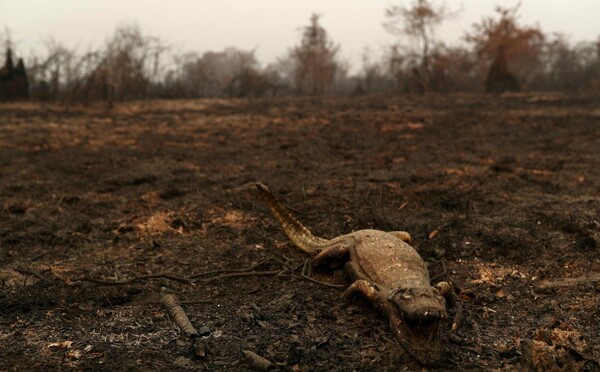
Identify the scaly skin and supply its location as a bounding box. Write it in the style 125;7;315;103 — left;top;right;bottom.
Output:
256;183;456;365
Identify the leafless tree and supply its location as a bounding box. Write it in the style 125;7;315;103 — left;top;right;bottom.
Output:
428;46;480;92
25;39;81;100
531;34;600;91
384;0;455;92
24;24;166;103
167;47;261;97
99;24;167;102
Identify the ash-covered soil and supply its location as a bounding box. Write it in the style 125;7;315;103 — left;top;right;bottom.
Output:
1;93;599;370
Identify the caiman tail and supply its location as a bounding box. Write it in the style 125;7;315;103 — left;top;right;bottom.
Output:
256;183;330;256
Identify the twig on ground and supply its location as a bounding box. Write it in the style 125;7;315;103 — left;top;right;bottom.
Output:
189;258;274;279
270;257;298;272
196;270;283;283
301;259;312;277
31;249;57;262
76;272;192;285
430;260;447;283
292;261;305;272
538;274;600;288
160;289;198;337
291;273;345;289
15;267;51;283
242;349;272;371
73;255;346;289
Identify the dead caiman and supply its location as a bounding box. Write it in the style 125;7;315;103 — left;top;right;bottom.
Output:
256;183;459;365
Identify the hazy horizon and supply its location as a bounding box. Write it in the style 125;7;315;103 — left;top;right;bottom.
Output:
2;0;599;72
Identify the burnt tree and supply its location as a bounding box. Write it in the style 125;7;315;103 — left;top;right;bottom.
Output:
0;48;29;100
292;14;340;96
485;46;520;93
467;5;544;93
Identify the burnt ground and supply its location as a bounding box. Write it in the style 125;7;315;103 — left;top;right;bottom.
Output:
1;93;599;370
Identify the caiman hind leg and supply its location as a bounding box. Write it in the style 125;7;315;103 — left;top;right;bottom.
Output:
434;281;462;332
312;236;354;267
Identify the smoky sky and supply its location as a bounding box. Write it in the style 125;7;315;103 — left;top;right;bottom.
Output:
1;0;599;70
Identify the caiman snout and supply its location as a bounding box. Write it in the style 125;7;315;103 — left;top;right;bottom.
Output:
413;307;447;323
388;286;447;322
387;286;448;365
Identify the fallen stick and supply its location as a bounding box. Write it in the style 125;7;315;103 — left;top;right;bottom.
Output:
195;270;282;283
160;289;198;337
76;272;192;285
15;267;51;283
538;274;600;288
291;274;345;289
72;256;345;289
242;349;272;371
189;258;276;279
78;270;284;286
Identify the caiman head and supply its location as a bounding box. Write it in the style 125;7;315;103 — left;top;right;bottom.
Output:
387;286;448;365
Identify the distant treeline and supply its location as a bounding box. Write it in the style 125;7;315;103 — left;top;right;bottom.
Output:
1;2;599;102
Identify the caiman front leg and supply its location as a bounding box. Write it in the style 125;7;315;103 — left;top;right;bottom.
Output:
342;279;391;316
387;231;412;242
435;281;462;332
341;259;392;315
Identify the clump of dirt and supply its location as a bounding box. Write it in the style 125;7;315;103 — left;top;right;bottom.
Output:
1;93;599;370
